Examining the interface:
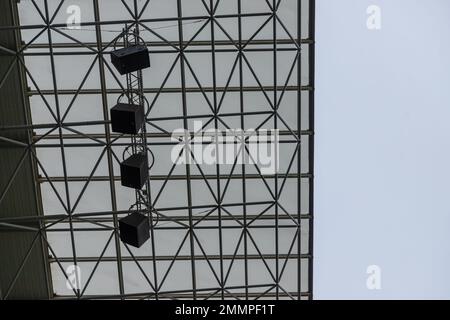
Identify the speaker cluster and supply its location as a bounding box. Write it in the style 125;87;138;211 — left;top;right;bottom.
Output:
110;32;152;248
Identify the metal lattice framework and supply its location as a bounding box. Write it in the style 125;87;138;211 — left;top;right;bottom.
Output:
0;0;315;300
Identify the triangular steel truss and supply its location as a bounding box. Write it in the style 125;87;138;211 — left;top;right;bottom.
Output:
0;0;315;300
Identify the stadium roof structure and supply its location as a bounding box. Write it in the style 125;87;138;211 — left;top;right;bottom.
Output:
0;0;315;300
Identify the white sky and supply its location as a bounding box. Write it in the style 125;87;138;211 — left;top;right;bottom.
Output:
315;0;450;299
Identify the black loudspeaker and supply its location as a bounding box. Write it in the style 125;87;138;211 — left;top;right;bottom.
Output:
120;153;148;189
110;45;150;75
110;103;145;135
119;212;150;248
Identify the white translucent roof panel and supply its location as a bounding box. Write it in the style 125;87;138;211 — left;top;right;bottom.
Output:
17;0;313;300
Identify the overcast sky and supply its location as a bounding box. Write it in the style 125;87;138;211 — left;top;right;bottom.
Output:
315;0;450;299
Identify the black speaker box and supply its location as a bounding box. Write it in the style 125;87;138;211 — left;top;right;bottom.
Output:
119;212;150;248
110;103;145;135
120;153;149;189
110;45;150;75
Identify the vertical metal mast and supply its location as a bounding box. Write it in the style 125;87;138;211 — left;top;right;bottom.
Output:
122;25;154;227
